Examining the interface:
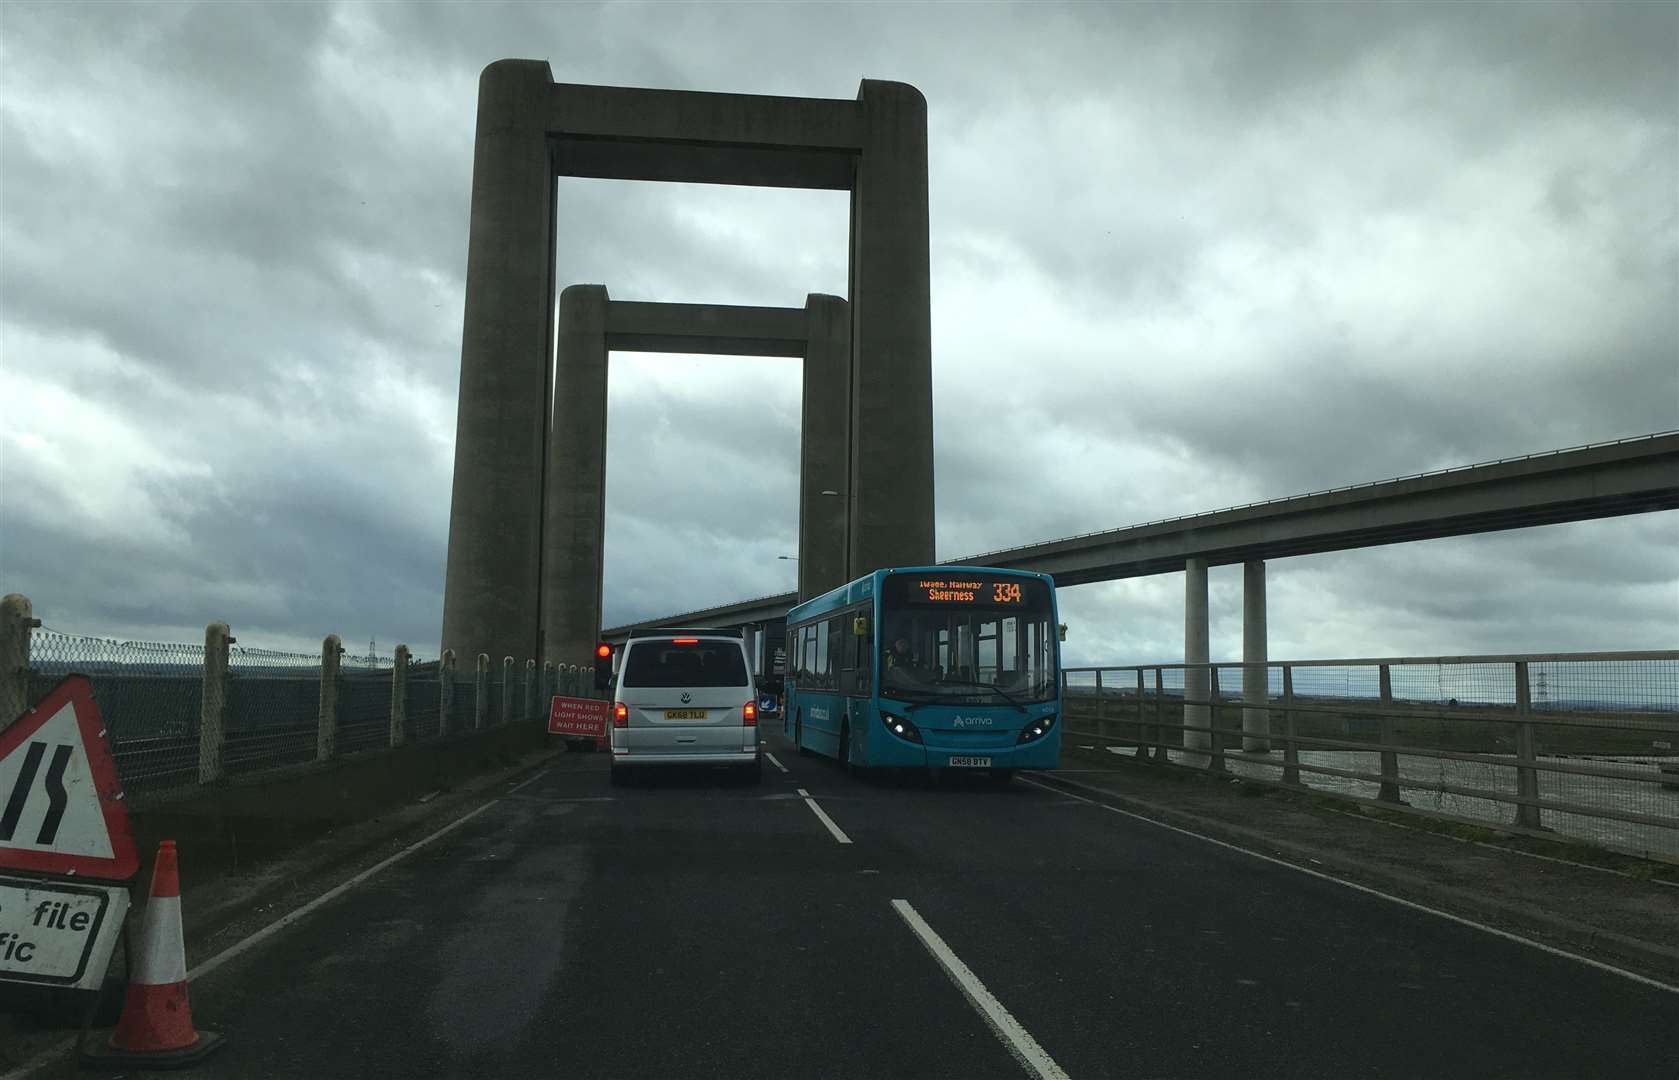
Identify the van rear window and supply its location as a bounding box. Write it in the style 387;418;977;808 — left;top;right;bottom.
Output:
622;641;749;688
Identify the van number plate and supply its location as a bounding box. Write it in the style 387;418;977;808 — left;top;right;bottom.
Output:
948;756;992;768
664;709;706;720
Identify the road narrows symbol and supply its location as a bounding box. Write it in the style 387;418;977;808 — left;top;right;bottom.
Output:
0;742;46;842
37;744;74;845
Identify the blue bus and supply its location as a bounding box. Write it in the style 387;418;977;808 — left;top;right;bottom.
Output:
783;566;1063;780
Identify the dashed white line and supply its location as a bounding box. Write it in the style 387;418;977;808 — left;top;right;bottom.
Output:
796;787;853;844
764;751;789;773
1018;776;1679;995
892;899;1071;1080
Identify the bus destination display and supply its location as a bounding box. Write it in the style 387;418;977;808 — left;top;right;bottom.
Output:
910;578;1025;605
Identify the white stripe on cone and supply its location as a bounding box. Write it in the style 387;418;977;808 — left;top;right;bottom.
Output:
130;895;186;985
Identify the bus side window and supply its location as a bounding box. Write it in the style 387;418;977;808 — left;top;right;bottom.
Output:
855;615;872;695
827;619;846;691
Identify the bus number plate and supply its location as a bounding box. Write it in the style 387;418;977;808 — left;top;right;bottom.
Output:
948;756;992;768
664;709;706;720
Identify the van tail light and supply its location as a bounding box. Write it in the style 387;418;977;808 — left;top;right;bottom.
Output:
672;638;699;645
742;701;757;726
613;702;629;728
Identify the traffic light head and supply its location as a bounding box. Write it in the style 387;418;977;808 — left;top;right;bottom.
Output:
593;643;614;690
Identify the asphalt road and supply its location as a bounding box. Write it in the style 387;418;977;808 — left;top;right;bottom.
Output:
83;736;1679;1079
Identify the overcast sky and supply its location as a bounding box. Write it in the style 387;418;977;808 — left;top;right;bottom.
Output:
2;0;1675;665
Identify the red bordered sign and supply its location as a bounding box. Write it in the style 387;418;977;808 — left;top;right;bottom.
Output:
0;676;139;882
548;696;611;739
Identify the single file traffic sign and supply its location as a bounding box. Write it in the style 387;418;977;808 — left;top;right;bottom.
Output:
0;676;138;882
0;873;131;989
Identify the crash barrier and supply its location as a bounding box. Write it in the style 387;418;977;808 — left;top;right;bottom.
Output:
0;594;606;805
1061;651;1679;861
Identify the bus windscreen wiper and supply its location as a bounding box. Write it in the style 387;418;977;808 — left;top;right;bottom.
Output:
935;680;1027;712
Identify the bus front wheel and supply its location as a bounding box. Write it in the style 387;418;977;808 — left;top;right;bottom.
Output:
795;713;812;756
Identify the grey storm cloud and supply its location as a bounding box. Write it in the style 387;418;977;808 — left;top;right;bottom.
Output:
1;0;1674;663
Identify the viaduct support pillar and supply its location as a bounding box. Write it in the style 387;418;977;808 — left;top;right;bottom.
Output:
543;284;611;667
849;81;934;576
441;59;557;667
1183;558;1210;759
800;294;852;600
1242;560;1271;752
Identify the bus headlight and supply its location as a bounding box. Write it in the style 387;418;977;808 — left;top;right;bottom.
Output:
881;712;922;743
1017;713;1057;744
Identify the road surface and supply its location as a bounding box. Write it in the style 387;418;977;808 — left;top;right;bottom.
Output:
78;736;1679;1078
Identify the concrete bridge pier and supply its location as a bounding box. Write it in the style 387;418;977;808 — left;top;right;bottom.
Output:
542;285;611;668
1243;559;1271;752
1183;558;1210;759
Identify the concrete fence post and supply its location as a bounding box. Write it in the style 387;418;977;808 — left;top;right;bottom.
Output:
439;649;456;736
475;653;490;729
543;661;555;709
1377;664;1402;803
391;644;410;748
524;659;537;721
1513;661;1542;829
501;656;515;725
1135;669;1148;760
1281;665;1300;786
1207;666;1226;774
199;621;232;784
318;634;343;761
1;594;41;729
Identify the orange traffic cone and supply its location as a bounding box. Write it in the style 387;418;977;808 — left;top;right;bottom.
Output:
81;840;223;1068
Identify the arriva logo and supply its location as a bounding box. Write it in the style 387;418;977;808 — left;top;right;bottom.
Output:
811;707;830;721
951;716;994;728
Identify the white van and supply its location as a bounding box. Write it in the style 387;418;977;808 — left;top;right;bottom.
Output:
609;628;761;785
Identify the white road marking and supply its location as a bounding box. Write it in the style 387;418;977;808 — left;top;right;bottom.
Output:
796;787;852;844
506;767;551;795
764;751;789;773
1018;776;1679;995
188;800;501;981
0;796;507;1080
891;899;1071;1080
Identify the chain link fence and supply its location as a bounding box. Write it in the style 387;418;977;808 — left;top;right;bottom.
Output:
224;645;321;779
1063;652;1679;861
2;611;576;807
25;630;204;799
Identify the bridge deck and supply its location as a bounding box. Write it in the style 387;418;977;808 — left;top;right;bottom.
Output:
99;736;1679;1079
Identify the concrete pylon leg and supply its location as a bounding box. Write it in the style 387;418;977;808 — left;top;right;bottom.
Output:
543;285;611;667
849;80;934;577
800;294;851;600
1183;558;1210;759
1242;560;1271;752
441;59;557;666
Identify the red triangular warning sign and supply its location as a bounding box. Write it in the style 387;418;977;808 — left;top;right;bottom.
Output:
1;675;138;882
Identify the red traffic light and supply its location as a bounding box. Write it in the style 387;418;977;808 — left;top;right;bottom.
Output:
595;643;612;658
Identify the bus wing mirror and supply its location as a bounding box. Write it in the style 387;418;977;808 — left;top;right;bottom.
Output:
853;616;867;636
1057;623;1068;642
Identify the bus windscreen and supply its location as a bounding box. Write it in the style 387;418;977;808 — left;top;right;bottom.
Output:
879;573;1057;704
